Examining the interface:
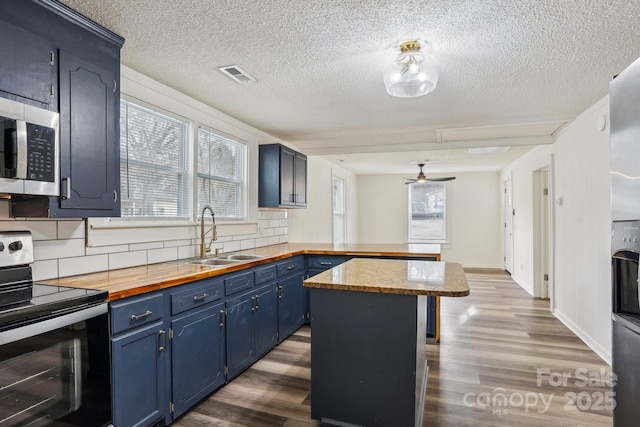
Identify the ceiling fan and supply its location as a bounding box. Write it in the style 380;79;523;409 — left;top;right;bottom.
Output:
404;163;456;184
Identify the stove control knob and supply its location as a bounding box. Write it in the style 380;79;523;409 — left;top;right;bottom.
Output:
9;241;23;251
0;242;4;252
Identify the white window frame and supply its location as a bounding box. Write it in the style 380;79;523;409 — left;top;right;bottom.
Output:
332;175;346;244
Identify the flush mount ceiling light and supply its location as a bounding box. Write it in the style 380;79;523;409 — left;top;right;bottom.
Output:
383;40;439;98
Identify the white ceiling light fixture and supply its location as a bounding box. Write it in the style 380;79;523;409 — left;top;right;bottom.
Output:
383;40;439;98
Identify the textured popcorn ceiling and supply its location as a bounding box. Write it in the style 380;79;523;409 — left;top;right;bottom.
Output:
60;0;640;174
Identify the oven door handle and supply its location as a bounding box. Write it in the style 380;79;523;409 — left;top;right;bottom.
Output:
0;302;107;345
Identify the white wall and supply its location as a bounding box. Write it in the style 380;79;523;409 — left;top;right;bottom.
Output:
288;157;359;243
355;172;503;268
552;97;612;363
501;97;612;363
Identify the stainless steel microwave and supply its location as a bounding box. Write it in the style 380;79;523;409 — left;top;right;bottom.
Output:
0;97;59;196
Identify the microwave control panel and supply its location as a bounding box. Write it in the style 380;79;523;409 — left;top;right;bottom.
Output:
26;123;54;182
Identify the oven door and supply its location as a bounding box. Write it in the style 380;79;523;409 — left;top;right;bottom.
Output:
0;304;112;427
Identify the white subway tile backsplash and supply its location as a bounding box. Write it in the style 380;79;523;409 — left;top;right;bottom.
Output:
223;240;241;253
32;259;59;281
4;213;288;279
86;244;130;255
109;250;147;270
240;239;256;250
58;220;85;239
59;255;109;277
178;245;198;260
129;241;163;251
163;239;192;248
148;247;178;264
0;220;57;240
34;239;85;261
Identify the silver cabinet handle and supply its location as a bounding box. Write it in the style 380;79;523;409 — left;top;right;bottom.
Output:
319;262;332;266
193;293;209;302
288;265;295;271
130;310;152;321
62;177;71;200
114;190;118;203
251;296;256;312
219;308;226;327
255;295;260;310
158;330;166;352
278;285;283;299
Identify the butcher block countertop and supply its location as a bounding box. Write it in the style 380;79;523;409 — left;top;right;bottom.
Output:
304;258;469;297
40;243;441;301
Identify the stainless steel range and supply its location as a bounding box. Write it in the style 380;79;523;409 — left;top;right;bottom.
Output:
0;231;112;427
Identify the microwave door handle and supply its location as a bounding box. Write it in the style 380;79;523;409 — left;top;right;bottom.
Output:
15;120;27;179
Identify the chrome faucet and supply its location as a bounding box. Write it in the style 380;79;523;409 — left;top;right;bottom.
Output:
199;205;218;259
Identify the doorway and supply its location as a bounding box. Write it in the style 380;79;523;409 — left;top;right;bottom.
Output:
533;167;552;301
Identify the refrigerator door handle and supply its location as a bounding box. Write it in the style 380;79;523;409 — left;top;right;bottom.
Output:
613;312;640;335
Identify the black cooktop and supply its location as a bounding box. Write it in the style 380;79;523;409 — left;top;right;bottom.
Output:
0;283;108;332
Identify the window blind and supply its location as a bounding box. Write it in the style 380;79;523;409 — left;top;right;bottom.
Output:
197;127;245;219
120;100;191;218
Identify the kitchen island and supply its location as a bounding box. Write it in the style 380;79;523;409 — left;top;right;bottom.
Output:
304;258;469;427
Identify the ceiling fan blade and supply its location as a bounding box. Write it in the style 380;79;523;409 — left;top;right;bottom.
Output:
426;177;456;182
404;181;415;185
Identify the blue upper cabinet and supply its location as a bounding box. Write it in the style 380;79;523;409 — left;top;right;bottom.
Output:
0;20;56;109
259;144;307;208
3;0;124;217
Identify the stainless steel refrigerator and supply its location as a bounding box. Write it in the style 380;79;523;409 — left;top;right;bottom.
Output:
611;55;640;426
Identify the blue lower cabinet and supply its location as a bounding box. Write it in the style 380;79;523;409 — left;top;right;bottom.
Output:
171;302;226;419
278;273;305;342
111;321;167;427
226;283;278;379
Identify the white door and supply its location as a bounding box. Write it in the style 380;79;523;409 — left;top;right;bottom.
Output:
504;179;513;274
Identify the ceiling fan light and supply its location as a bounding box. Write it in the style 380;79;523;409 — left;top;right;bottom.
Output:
383;40;439;98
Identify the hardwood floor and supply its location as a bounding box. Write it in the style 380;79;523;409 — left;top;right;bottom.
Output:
174;269;613;426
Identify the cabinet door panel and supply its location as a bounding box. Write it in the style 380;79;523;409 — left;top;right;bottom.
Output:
280;147;295;205
226;292;255;379
171;303;225;419
111;321;166;427
294;153;307;206
0;21;54;107
254;284;278;357
59;50;118;211
278;273;304;342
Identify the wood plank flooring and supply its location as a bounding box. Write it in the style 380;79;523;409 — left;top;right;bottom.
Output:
174;269;613;426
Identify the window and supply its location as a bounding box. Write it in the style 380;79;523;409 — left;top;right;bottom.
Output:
409;182;446;241
120;99;191;218
332;176;345;244
197;127;245;219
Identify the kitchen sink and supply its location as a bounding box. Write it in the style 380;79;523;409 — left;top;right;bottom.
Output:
224;254;264;261
187;259;241;266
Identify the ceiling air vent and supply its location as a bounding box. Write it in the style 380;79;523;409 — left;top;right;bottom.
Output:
218;65;256;83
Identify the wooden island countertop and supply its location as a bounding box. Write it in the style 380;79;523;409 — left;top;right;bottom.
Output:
40;243;442;301
303;258;469;297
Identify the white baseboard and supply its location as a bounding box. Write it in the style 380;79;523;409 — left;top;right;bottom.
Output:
553;308;611;365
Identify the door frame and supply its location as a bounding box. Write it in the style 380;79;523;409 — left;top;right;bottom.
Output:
533;165;554;308
503;177;514;274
